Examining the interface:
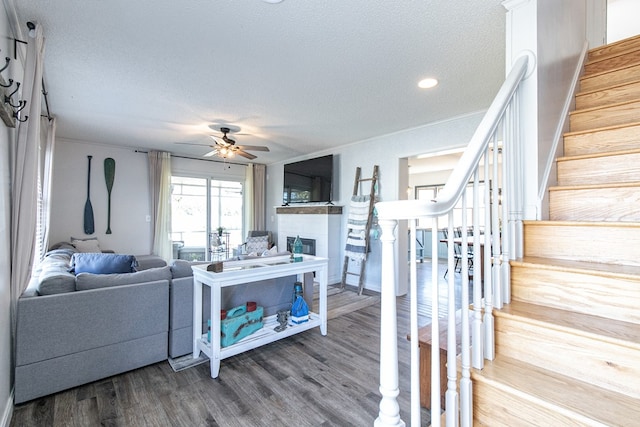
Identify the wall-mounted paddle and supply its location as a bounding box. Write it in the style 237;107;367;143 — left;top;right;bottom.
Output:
84;155;95;234
104;157;116;234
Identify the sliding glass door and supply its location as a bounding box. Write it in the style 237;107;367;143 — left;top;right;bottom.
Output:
171;176;243;261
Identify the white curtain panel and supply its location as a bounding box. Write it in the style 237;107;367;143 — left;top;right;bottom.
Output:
244;164;254;232
10;22;45;354
39;116;56;260
252;164;266;231
148;151;172;260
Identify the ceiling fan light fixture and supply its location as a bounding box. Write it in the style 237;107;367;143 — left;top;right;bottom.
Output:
418;77;438;89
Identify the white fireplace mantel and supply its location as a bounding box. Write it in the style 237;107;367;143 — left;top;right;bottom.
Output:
276;205;343;284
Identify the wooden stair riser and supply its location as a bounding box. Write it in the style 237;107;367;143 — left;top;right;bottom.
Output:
549;186;640;222
588;35;640;62
570;100;640;132
494;315;640;399
576;80;640;110
584;49;640;75
563;123;640;157
472;379;588;427
557;152;640;186
580;63;640;93
523;222;640;266
510;263;640;324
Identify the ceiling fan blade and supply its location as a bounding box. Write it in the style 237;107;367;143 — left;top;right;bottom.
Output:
235;150;257;160
204;150;218;157
237;145;270;152
209;135;229;146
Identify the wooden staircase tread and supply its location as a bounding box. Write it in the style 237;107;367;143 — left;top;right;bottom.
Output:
549;181;640;191
587;34;640;61
569;98;640;116
557;147;640;162
580;61;640;83
473;355;640;425
523;219;640;229
563;120;640;137
513;256;640;280
585;46;640;67
576;77;640;97
495;300;640;348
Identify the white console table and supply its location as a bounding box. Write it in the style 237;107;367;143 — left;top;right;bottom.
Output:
192;254;328;378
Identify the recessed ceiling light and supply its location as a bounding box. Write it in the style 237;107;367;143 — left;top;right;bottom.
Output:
263;0;283;3
418;78;438;89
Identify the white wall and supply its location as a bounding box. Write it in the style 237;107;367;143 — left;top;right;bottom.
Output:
266;111;485;293
505;0;587;220
50;139;152;254
607;0;640;42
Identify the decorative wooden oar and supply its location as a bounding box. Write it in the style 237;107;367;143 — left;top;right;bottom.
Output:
83;155;95;234
104;158;116;234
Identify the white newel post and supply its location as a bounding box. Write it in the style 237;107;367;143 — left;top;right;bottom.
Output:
375;219;405;427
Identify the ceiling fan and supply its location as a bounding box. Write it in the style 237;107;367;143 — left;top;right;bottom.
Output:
177;126;270;160
206;127;270;160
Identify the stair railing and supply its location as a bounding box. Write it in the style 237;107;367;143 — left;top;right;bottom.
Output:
374;54;529;427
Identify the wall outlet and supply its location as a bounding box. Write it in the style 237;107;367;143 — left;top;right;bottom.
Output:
145;215;151;222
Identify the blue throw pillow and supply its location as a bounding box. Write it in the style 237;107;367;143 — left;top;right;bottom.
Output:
70;253;138;274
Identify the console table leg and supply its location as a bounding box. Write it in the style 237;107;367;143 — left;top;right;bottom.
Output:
193;278;203;358
210;358;221;378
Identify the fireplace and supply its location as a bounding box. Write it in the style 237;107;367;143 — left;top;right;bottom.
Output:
276;205;343;284
286;237;316;255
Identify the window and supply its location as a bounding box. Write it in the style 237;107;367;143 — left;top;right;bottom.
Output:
171;176;243;261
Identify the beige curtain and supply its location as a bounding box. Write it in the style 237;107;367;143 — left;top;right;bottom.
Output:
148;151;172;260
252;164;266;230
10;22;45;375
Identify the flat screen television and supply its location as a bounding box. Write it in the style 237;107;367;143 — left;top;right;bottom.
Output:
283;154;333;204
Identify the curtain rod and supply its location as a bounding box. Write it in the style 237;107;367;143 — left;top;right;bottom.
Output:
134;150;249;166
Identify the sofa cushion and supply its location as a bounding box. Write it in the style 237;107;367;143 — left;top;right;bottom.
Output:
246;234;269;254
169;259;209;278
71;237;101;253
37;249;77;295
71;253;137;274
75;266;172;291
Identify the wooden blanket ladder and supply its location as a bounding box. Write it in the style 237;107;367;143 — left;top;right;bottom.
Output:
341;165;379;295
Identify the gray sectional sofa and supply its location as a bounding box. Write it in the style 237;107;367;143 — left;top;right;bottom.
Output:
15;248;310;403
14;248;172;404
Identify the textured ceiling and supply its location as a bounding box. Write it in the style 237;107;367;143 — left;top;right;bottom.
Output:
9;0;506;164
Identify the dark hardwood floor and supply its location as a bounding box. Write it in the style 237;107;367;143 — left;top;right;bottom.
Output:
11;261;467;426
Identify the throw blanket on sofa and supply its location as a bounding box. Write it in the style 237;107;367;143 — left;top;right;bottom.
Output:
345;195;371;261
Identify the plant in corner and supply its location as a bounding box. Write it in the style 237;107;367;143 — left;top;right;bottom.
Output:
217;226;224;236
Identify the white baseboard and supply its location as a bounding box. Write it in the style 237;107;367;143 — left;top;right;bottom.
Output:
0;389;13;427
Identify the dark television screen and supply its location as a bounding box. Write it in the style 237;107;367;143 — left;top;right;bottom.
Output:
283;154;333;204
